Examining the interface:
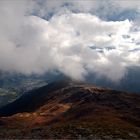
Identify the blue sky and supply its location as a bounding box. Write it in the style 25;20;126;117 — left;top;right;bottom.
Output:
0;0;140;81
32;0;140;21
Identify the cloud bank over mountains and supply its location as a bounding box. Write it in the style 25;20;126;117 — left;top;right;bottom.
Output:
0;0;140;81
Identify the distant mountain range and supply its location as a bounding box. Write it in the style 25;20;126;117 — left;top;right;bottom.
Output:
0;80;139;139
0;66;140;94
86;66;140;93
0;71;64;107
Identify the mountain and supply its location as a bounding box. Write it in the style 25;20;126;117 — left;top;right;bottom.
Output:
0;67;140;108
86;66;140;93
0;88;18;107
0;71;64;107
0;80;140;139
0;66;140;94
0;80;72;116
0;71;48;93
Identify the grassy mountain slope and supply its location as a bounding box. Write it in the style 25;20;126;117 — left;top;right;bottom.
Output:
0;80;140;139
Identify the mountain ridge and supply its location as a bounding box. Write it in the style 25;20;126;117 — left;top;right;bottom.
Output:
0;80;140;139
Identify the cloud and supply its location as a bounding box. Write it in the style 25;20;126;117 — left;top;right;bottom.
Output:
32;0;140;21
0;0;140;81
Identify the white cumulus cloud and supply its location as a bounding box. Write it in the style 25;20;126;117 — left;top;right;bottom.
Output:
0;0;140;81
